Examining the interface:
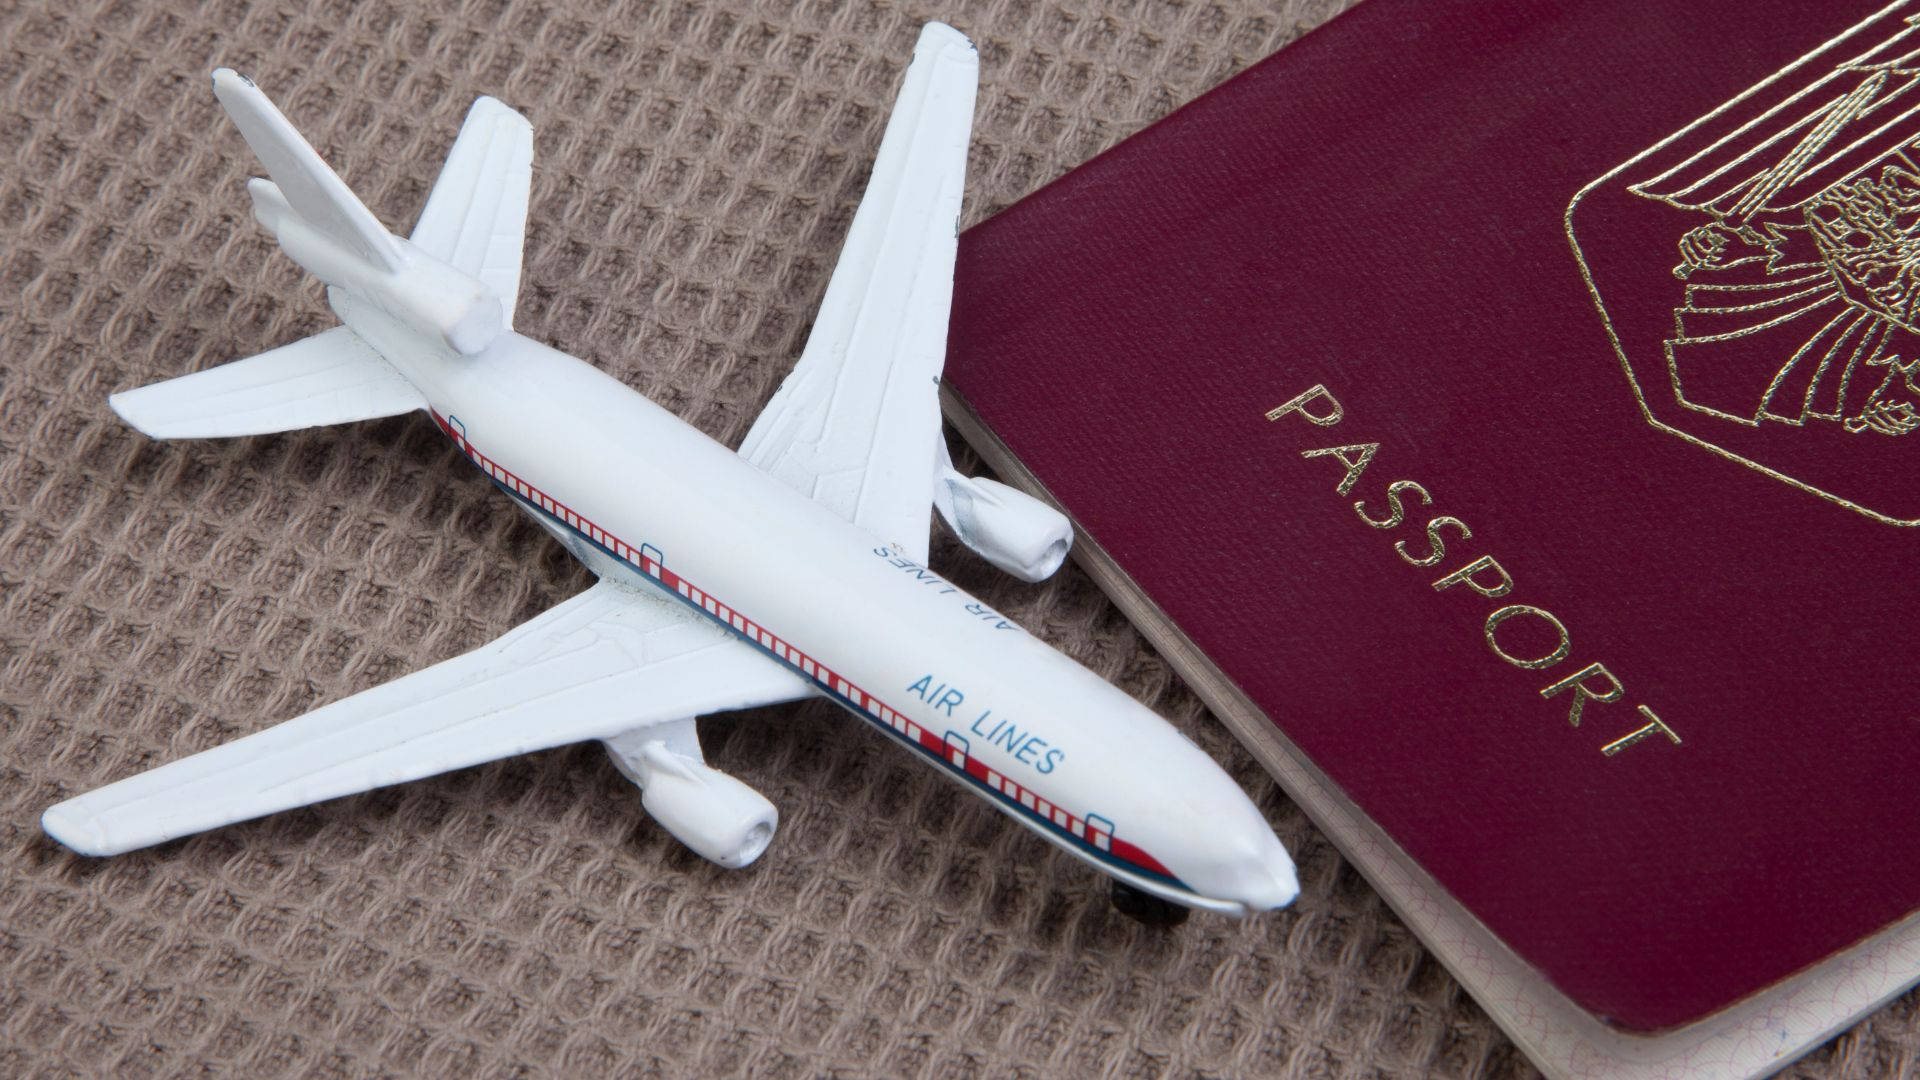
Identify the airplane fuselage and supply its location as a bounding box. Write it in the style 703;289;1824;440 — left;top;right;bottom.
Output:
335;290;1297;914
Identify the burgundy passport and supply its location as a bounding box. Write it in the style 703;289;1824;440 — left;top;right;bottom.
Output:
946;0;1920;1032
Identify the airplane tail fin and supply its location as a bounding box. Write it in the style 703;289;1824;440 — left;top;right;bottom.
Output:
212;69;407;276
106;75;546;440
107;75;540;440
210;70;514;356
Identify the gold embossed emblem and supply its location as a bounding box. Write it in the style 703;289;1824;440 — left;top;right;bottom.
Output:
1569;3;1920;523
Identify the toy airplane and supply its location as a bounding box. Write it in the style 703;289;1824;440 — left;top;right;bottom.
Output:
41;23;1298;922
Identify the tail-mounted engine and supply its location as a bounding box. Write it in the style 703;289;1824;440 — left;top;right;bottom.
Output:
605;736;778;868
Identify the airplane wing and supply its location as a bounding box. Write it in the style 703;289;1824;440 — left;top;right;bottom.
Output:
736;23;977;560
43;581;812;856
410;96;535;326
109;326;425;439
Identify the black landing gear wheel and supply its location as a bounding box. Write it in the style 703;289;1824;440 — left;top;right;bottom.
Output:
1110;878;1191;926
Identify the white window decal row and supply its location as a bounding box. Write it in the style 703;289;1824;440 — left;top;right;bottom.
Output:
449;417;1139;874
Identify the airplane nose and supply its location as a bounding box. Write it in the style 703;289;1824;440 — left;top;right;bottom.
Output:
1240;857;1300;912
1221;828;1299;912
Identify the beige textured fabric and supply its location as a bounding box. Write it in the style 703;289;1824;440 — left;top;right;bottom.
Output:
1;1;1912;1076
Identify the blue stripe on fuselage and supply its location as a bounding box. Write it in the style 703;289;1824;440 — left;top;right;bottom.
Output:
474;464;1194;894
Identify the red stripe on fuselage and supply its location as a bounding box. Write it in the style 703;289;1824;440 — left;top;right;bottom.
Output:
431;411;1180;886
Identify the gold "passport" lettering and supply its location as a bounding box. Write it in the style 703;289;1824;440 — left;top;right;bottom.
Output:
1268;384;1683;759
1602;707;1683;756
1541;663;1623;727
1483;604;1572;670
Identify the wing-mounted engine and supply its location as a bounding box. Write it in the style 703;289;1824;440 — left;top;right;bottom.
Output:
933;441;1073;582
604;726;777;868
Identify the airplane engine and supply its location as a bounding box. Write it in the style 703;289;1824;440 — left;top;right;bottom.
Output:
611;739;779;868
937;472;1073;582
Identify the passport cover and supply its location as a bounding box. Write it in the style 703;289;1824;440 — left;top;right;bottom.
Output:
944;0;1920;1044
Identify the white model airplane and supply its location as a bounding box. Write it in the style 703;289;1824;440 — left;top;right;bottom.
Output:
41;23;1298;922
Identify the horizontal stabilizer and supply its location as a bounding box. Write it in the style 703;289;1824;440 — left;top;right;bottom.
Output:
411;96;534;328
110;326;424;438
